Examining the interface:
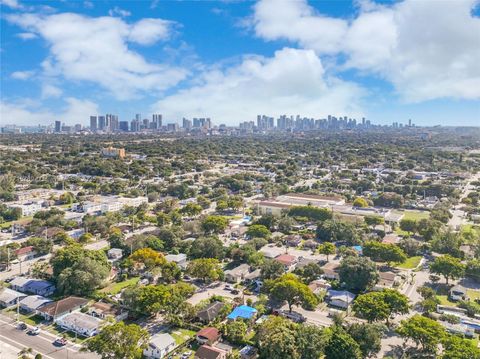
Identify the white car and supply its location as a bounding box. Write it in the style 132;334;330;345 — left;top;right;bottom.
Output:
28;326;40;335
224;284;234;291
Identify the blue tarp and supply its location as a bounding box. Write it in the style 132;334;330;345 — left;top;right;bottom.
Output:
227;305;257;320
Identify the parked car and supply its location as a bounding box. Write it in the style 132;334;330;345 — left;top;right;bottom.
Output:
17;322;27;330
224;284;234;291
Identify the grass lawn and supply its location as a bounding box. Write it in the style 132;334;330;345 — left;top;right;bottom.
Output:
436;295;457;306
402;210;430;221
99;277;140;295
0;216;33;229
396;256;422;269
467;289;480;301
169;328;195;345
3;309;45;326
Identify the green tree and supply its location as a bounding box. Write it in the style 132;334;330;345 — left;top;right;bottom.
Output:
295;324;328;359
364;215;384;228
339;256;379;292
397;314;445;354
181;202;203;216
269;274;318;312
362;241;406;266
57;257;110;295
466;259;480;282
129;248;166;272
261;259;286;280
201;215;228;234
190;236;225;260
353;197;368;208
324;327;362;359
318;242;336;261
246;224;271;239
288;206;332;221
429;255;465;284
294;262;323;284
352;291;390;323
223;320;247;345
187;258;223;283
84;322;149;359
347;323;383;358
441;334;480;359
399;218;417;236
256;316;300;359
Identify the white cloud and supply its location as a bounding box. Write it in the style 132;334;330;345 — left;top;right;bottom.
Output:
83;1;93;9
6;13;187;99
129;18;174;45
153;48;365;124
108;6;131;18
41;84;62;98
11;70;35;80
252;0;480;102
0;98;98;126
16;32;37;40
1;0;24;9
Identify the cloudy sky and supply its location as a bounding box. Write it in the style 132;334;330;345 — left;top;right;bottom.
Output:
1;0;479;126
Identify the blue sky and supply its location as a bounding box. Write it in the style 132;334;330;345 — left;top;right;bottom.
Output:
1;0;479;127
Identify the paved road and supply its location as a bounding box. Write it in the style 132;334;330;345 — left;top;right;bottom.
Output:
0;314;98;359
0;254;51;281
448;172;480;229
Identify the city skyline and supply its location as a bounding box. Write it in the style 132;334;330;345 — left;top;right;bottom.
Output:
1;0;480;127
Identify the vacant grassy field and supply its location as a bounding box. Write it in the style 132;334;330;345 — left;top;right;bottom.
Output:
402;210;430;221
396;256;422;269
99;277;139;295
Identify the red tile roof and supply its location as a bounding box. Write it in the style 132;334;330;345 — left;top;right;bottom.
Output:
197;327;220;342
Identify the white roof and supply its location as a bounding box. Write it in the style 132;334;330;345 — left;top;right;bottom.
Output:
0;288;26;303
19;295;52;310
58;312;102;331
149;333;176;350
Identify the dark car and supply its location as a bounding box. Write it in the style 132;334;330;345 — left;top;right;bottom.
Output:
54;337;67;346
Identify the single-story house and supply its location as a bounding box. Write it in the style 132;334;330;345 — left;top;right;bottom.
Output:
227;305;257;321
224;264;260;283
196;327;221;345
143;333;176;359
381;234;401;245
197;301;225;323
285;235;302;247
308;279;331;294
259;247;278;259
239;345;258;359
87;301;128;321
321;262;340;280
374;271;399;290
303;240;319;250
9;277;56;297
450;285;468;301
107;248;123;260
19;295;52;313
0;288;27;308
296;257;321;270
37;296;89;321
326;290;356;309
274;254;297;270
195;344;227;359
165;253;188;269
15;246;37;261
56;312;102;337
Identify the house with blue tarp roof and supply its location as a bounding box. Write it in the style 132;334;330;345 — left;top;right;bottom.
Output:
227;305;257;320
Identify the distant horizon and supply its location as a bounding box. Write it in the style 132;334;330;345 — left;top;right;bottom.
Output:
1;0;479;127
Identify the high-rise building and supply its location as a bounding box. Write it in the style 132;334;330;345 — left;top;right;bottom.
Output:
55;121;61;133
74;124;82;132
182;118;192;129
98;116;106;130
130;119;140;132
152;114;162;129
119;121;129;132
90;116;97;131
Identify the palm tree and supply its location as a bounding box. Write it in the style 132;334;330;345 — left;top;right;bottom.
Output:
18;347;33;359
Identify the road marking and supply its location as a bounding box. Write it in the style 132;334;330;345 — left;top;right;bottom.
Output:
0;333;56;359
0;316;81;353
